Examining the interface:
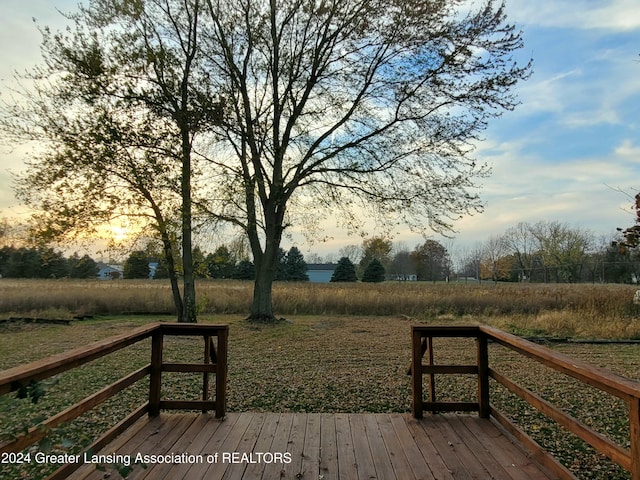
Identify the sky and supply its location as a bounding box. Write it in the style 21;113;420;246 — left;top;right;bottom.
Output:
0;0;639;259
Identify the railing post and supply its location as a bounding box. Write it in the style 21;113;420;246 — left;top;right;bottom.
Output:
202;335;211;414
477;332;490;419
149;328;163;417
411;327;423;419
215;327;228;419
426;337;436;412
631;396;640;480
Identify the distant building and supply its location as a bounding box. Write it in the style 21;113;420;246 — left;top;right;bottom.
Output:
149;262;159;279
97;264;124;280
306;263;337;283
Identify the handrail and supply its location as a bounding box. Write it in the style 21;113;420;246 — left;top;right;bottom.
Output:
0;322;228;480
410;325;640;480
0;323;158;396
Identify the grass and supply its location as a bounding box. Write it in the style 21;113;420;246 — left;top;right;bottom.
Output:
1;279;639;338
0;280;640;478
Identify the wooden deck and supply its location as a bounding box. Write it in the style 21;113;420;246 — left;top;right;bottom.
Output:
68;412;559;480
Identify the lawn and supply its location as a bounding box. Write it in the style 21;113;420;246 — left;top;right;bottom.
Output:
1;280;640;479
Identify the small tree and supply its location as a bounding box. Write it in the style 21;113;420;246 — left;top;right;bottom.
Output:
617;192;640;250
331;257;358;282
206;246;236;279
362;259;386;283
124;251;150;279
282;247;309;282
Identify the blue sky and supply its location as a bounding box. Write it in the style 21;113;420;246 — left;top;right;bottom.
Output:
0;0;639;258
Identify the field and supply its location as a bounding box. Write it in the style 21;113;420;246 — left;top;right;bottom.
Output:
1;280;640;479
1;279;640;338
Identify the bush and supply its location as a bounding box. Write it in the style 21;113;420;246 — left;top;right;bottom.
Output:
362;259;385;283
330;257;357;282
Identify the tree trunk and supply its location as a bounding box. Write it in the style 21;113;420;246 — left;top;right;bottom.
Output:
160;229;184;322
181;127;197;323
250;261;276;322
247;208;283;323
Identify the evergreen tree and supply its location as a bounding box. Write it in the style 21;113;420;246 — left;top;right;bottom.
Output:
206;246;236;279
362;258;386;283
232;260;255;280
69;253;99;278
153;261;170;279
283;247;309;281
274;248;288;281
124;251;150;279
330;257;358;282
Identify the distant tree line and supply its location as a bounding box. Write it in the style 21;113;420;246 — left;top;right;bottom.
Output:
129;245;309;282
459;221;640;284
0;246;98;279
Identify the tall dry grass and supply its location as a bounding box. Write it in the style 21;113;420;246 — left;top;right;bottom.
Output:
1;279;638;338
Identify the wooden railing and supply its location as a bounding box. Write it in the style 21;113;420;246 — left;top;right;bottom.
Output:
0;322;228;480
411;325;640;480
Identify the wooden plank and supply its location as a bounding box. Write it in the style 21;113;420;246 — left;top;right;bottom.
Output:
319;413;339;480
349;414;378;480
477;333;490;418
215;328;228;418
152;414;224;480
423;401;478;413
72;414;190;480
61;404;150;480
413;326;480;337
148;329;163;417
481;325;640;401
459;415;549;480
0;323;157;395
58;413;562;480
241;413;280;479
160;323;228;336
405;415;455;480
334;413;358;480
161;363;217;373
259;413;295;480
412;329;424;418
375;414;421;480
440;416;514;480
631;397;640;480
181;412;245;479
416;415;472;480
388;415;436;480
159;400;216;411
362;414;396;479
427;337;436;404
490;408;577;480
132;414;198;479
422;365;478;375
431;415;494;479
134;414;210;480
490;368;630;470
202;412;260;479
278;413;308;479
1;366;149;454
300;413;322;480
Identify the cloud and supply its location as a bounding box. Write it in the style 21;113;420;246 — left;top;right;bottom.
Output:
506;0;640;31
615;139;640;158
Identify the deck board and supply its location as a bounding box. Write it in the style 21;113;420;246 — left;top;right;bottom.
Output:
68;412;561;480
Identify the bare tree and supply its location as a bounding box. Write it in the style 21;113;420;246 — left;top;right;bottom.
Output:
529;221;594;283
201;0;531;320
2;0;223;321
504;222;538;281
480;234;509;283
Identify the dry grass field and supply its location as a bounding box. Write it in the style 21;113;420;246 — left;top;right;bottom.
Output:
1;280;640;479
1;278;640;338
